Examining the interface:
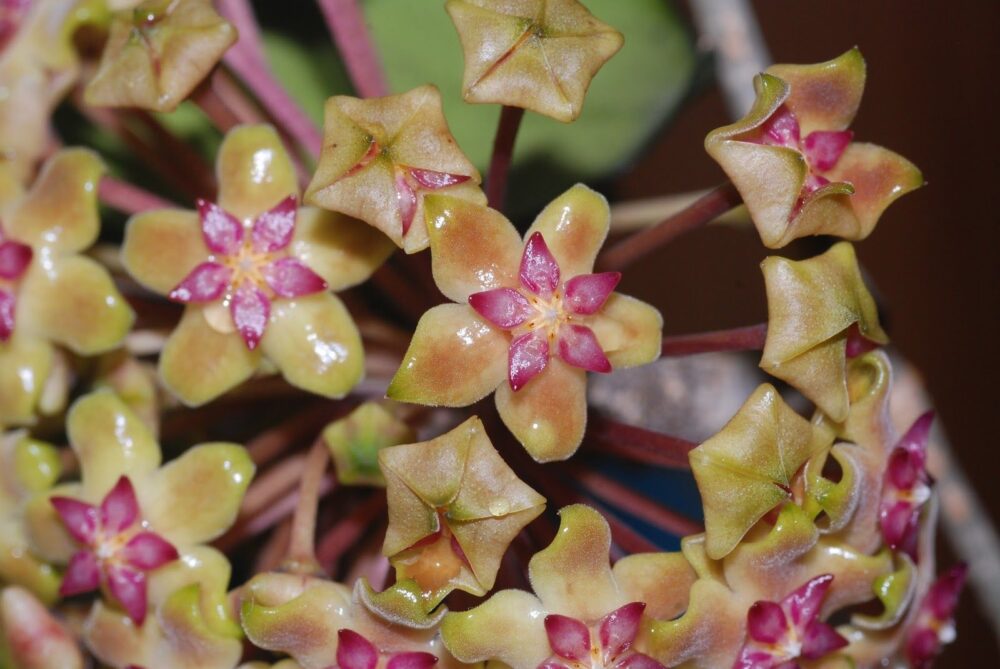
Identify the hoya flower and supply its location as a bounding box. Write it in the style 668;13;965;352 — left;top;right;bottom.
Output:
879;412;934;560
733;574;848;669
388;186;662;461
240;574;458;669
0;149;134;425
904;564;966;669
323;402;415;487
379;416;545;607
123;124;392;405
442;504;695;668
445;0;623;122
0;586;85;669
84;0;237;112
305;85;484;253
23;390;253;634
0;431;62;603
689;384;826;560
705;48;922;248
760;242;888;423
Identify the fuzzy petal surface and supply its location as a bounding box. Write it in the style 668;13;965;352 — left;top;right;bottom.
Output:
766;48;866;135
588;293;663;369
122;209;209;295
523;184;610;278
288;207;395;291
441;588;551;668
216;124;298;221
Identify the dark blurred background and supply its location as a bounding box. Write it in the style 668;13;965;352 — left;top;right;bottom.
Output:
612;2;999;664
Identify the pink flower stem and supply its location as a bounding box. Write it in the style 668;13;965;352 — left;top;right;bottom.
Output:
190;80;242;133
485;105;525;210
596;181;743;271
98;176;176;214
587;414;696;469
571;463;703;537
661;322;768;356
315;493;386;572
245;400;355;466
283;438;332;574
315;0;389;98
217;0;324;158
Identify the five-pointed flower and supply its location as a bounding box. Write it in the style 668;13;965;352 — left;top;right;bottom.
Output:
705;48;923;248
123;123;393;406
879;412;934;560
306;84;484;254
733;574;848;669
84;0;237;112
905;564;967;669
50;475;179;625
442;505;694;669
387;185;662;461
445;0;623;122
0;149;134;426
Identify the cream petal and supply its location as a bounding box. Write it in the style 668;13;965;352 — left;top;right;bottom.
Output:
612;552;697;621
440;589;551;667
524;184;610;278
588;293;663;369
122;209;209;295
17;255;134;355
0;335;53;425
825;142;924;235
288;207;394;291
159;306;261;406
495;357;586;462
216;124;299;221
387;304;508;407
261;292;364;399
767;48;866;136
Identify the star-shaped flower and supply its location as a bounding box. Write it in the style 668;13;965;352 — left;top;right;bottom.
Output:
379;416;545;607
905;564;966;669
442;504;694;668
445;0;623;122
306;85;484;254
123;124;393;406
0;149;134;426
760;242;888;423
879;412;934;561
387;186;662;461
51;476;179;625
84;0;237;112
734;574;848;669
705;48;923;248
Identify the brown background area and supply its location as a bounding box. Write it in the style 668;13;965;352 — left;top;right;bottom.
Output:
612;1;999;664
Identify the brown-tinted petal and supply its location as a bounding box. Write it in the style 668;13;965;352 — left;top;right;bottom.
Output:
122;208;209;295
524;184;610;278
216;124;299;221
766;48;866;136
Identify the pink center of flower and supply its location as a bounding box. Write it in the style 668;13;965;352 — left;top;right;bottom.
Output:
50;476;179;626
754;105;853;212
734;574;847;669
332;629;437;669
167;195;328;350
469;232;620;391
906;564;967;669
0;225;34;342
346;137;471;237
879;411;934;560
539;602;663;669
0;0;31;54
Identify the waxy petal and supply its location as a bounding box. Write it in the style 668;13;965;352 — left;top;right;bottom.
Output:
122;209;210;295
337;629;379;669
563;272;620;315
230;285;270;350
524;184;611;279
469;287;534;329
784;573;833;628
600;602;645;661
216;125;299;221
0;335;54;425
261;257;328;298
59;550;100;596
100;476;139;535
496;358;586;462
251;195;297;253
759;105;801;148
409;167;470;190
509;331;550;391
287;207;394;292
17;256;134;355
746;601;787;644
617;654;666;669
441;589;552;667
262;293;363;399
49;497;98;545
168;262;232;303
545;614;590;661
557;324;611;373
388;304;507;407
121;532;179;570
197;199;244;255
387;651;438;669
519;232;561;297
766;48;866;135
0;289;14;340
880;500;918;554
0;587;85;669
0;240;32;279
804;130;853;172
824;142;923;235
159;306;260;406
926;563;967;621
800;620;848;659
425;194;522;303
588;293;663;369
395;170;419;236
106;563;148;625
